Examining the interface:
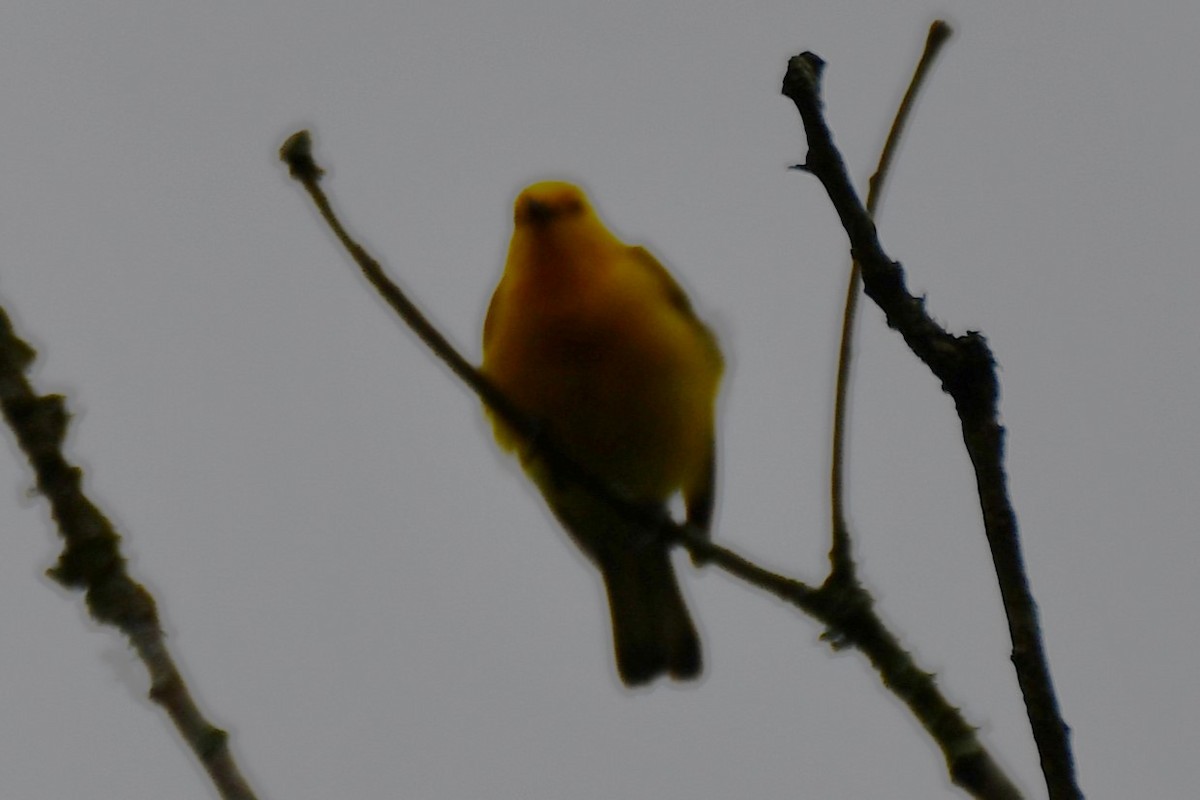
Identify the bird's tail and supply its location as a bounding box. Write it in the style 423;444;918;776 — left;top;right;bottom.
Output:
530;465;702;686
600;547;701;687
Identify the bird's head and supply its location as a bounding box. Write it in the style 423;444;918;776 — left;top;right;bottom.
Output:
514;181;592;228
508;181;624;278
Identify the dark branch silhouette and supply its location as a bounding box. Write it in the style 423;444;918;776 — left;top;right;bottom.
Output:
0;307;258;800
783;42;1082;800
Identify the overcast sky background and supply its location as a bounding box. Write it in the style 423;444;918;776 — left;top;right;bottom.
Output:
0;2;1195;798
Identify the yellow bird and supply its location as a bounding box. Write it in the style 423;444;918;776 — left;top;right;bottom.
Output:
481;181;723;686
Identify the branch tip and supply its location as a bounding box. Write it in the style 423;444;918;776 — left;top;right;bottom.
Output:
928;19;954;47
781;52;825;103
279;129;323;182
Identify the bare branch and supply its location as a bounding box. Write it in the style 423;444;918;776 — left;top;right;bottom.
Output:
829;19;954;577
0;307;257;800
783;42;1082;800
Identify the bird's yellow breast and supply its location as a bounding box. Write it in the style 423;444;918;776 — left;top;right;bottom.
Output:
483;242;716;502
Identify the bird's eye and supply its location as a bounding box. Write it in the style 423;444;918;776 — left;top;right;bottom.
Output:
563;198;583;215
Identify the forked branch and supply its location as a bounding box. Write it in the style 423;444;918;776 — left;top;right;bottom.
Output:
782;38;1082;800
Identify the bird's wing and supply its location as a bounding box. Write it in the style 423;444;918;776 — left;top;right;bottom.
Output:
628;246;723;373
629;245;721;537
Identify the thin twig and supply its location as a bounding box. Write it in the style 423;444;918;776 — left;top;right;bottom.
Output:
280;127;1024;799
0;308;257;800
783;43;1082;800
829;20;953;576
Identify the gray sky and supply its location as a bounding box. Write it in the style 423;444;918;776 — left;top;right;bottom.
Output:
0;2;1194;797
